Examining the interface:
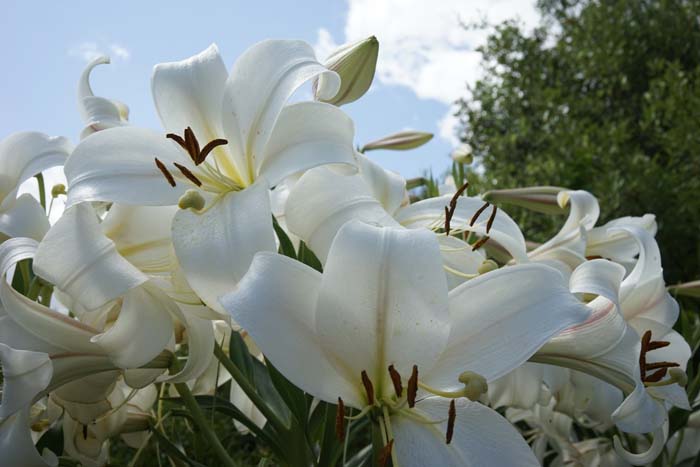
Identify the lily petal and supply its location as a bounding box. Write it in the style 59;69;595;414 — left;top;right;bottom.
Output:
427;264;589;389
0;193;50;241
315;221;450;394
392;397;539;467
65;126;190;206
172;182;275;313
0;407;58;466
0;131;72;207
221;39;340;184
33;203;148;310
90;284;174;368
355;153;407;215
285;166;400;262
0;344;53;418
258;101;356;186
220;252;361;407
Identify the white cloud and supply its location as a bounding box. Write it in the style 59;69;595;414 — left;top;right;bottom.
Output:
316;0;540;145
69;41;131;62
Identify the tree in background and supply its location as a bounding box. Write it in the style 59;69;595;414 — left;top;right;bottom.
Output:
456;0;700;282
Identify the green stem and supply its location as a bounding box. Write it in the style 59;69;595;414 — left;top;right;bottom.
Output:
668;428;684;466
26;277;43;300
213;343;288;435
35;173;46;210
173;381;238;467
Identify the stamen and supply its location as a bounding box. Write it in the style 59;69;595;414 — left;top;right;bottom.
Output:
471;236;490;251
407;365;418;408
197;138;228;165
639;329;676;384
378;439;394;467
645;361;680;371
444;206;451;235
446;399;456;444
154;158;176;187
486;205;498;233
184;127;200;159
166;133;188;152
82;424;88;440
173;163;203;187
388;364;403;397
361;370;375;405
469;201;490;226
647;341;670;351
336;397;345;441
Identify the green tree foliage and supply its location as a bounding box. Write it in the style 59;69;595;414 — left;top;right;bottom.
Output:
457;0;700;282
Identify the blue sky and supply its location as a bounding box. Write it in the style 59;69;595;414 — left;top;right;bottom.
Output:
2;0;538;182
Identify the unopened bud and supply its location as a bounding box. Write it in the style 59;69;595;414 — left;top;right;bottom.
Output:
361;131;433;152
51;184;66;197
315;36;379;106
477;259;498;275
451;144;473;164
458;371;488;401
483;186;568;215
178;189;205;211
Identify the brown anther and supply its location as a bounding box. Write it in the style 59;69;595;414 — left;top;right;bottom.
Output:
446;399;456;444
486;205;498;234
378;439;394;467
586;255;603;260
361;370;375;405
444;206;451;236
407;365;418;408
184;127;200;159
645;368;669;383
647;341;671;351
82;424;88;440
469;201;491;226
173;162;203;187
388;364;403;398
336;397;346;441
197;138;228;165
154;158;176;187
166;133;188;151
471;235;490;251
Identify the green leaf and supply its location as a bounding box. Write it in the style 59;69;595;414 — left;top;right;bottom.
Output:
150;427;208;467
266;360;308;428
297;242;323;272
228;331;255;382
317;402;343;467
272;216;296;259
250;358;293;430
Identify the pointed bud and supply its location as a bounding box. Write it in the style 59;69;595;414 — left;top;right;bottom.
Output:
451;144;473;164
361;131;433;152
51;184;66;198
482;186;568;215
315;36;379;106
668;280;700;298
178;189;205;211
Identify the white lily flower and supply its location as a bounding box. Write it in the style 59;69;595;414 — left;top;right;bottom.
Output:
65;41;357;312
222;221;590;465
32;203;213;382
0;132;72;241
284;161;528;288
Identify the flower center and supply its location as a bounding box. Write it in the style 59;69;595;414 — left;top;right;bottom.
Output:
638;330;686;387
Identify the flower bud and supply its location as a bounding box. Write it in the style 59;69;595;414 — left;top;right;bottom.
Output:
451;144;473;164
482;186;568;215
178;189;205;211
315;36;379;106
668;280;700;298
51;184;66;197
361;131;433;152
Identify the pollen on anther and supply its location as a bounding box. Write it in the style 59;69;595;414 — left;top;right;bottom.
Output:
471;235;490;251
378;439;394;467
388;364;403;397
486;205;498;233
446;399;456;444
335;397;346;441
173;162;203;187
407;365;418;408
154;157;176;187
361;370;375;405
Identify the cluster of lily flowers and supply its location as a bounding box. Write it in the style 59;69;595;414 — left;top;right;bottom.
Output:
0;36;696;467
